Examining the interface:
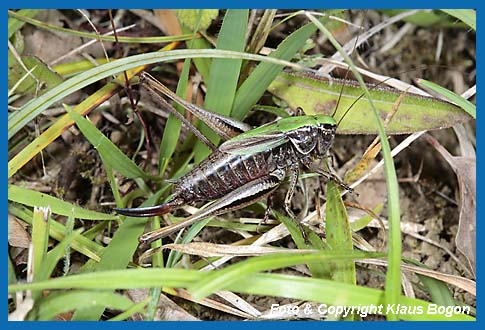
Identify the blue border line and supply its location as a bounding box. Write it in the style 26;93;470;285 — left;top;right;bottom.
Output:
5;1;480;328
3;0;482;9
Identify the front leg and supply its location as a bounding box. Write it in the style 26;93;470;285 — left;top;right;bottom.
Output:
307;163;353;193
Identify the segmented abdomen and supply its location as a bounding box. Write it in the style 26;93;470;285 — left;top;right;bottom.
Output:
174;145;295;203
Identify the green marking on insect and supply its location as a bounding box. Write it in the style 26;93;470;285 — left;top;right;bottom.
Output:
277;115;337;133
221;115;338;155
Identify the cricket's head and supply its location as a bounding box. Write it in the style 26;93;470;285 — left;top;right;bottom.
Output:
283;115;337;158
313;115;337;158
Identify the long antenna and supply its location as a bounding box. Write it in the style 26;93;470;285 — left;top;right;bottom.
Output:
335;64;434;127
331;10;367;121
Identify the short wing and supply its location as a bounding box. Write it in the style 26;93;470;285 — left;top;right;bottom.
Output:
219;132;288;155
219;120;288;155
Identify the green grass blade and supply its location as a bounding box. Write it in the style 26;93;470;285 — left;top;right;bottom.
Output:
8;9;40;38
8;184;116;220
108;299;149;321
72;191;165;320
230;273;474;321
204;9;248;111
417;78;476;119
418;274;456;306
180;30;212;81
231;17;323;120
441;9;476;31
275;211;333;278
8;10;194;44
101;153;122;208
8;254;16;285
8;49;311;140
350;204;384;231
194;9;248;161
38;230;82;282
189;251;381;301
158;59;191;176
166;217;213;268
31;207;50;280
68;109;150;180
37;290;135;321
53;58;110;77
306;12;402;320
326;180;356;285
31;206;51;303
8;268;199;292
9;204;103;262
9;268;473;321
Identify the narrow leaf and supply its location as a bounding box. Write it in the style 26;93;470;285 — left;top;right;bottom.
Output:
38;230;82;282
326;180;356;285
418;274;456;307
158;59;191;175
68;110;149;180
8;185;116;220
275;211;332;279
8;10;194;44
417;78;475;119
37;290;135;321
195;9;248;161
268;71;473;134
189;251;379;301
8;9;40;38
232;17;323;120
72;191;164;320
441;9;476;31
32;206;50;281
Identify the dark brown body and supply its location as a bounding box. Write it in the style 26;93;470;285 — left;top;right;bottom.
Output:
177;145;286;203
169;123;337;209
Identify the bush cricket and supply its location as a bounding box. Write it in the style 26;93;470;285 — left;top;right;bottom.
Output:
115;72;353;243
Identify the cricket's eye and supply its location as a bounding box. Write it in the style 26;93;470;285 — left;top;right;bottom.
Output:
322;123;336;130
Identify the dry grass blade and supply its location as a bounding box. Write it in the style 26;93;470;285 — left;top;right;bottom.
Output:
164;288;254;319
215;290;261;318
164;242;317;258
360;259;475;296
200;223;292;271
